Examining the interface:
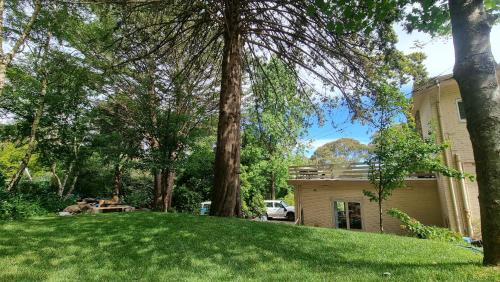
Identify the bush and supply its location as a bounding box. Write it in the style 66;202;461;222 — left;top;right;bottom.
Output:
122;175;153;208
388;208;461;242
172;185;202;213
17;179;75;212
242;193;266;218
0;178;79;220
0;190;46;220
283;192;294;206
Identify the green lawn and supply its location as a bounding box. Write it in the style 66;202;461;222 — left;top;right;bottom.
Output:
0;213;498;281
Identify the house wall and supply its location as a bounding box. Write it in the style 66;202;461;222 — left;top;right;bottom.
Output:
411;69;500;237
291;179;443;234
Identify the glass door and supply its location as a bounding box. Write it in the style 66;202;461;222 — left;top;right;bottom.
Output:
333;201;362;230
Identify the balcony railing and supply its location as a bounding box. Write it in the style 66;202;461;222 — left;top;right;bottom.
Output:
288;162;436;180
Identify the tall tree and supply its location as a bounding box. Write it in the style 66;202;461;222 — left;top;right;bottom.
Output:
448;0;500;266
396;0;500;266
3;31;50;191
104;1;412;216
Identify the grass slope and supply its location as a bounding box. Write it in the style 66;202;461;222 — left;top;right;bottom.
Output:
0;212;498;281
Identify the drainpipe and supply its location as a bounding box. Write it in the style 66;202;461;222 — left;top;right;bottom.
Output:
436;81;462;234
455;154;474;237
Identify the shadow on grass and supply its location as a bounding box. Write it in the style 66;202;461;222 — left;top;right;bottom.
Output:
0;212;492;281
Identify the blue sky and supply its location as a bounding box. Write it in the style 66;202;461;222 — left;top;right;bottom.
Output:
303;24;500;157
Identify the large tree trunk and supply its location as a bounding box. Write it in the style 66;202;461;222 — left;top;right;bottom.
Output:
152;170;162;209
211;0;243;217
161;168;176;212
6;75;47;191
449;0;500;266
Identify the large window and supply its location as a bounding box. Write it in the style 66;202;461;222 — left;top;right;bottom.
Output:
456;100;466;121
333;201;362;230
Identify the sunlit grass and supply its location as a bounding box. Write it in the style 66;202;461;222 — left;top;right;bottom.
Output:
0;212;498;281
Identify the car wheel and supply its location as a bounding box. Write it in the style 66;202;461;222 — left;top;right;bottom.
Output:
286;212;295;221
266;213;272;220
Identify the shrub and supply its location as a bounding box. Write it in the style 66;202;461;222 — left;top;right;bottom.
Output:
242;193;266;218
283;192;294;206
17;179;75;212
0;178;79;220
387;208;461;242
122;175;153;208
172;185;202;213
0;190;46;220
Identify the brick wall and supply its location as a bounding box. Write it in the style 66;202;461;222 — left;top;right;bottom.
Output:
411;69;500;236
291;179;442;234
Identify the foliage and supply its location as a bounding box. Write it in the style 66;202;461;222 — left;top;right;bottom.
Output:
241;192;266;218
364;89;463;232
240;57;312;206
0;190;46;220
175;137;216;203
0;141;45;180
0;178;75;220
310;138;371;165
365;123;464;203
171;185;203;214
388;208;462;242
0;213;496;280
121;173;153;208
283;192;295;206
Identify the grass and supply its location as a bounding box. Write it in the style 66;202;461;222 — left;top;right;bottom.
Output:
0;213;498;281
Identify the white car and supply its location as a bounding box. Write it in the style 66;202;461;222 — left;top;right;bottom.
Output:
264;200;295;221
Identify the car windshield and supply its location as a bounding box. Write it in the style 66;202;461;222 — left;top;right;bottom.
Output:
281;201;289;207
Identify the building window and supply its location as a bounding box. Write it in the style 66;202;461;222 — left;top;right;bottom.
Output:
456;100;466;121
333;201;362;230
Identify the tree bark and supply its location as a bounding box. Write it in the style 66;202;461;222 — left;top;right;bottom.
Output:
0;0;42;94
51;163;64;197
161;168;176;212
63;175;78;200
6;73;48;191
271;170;276;200
152;170;162;209
379;198;384;233
112;163;122;203
211;0;243;217
449;0;500;266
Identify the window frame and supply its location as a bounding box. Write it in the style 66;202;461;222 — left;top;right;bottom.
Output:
456;99;466;122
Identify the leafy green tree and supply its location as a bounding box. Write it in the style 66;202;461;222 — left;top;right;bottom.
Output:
310;138;370;166
2;30;51;191
365;91;463;233
243;57;314;200
0;0;42;94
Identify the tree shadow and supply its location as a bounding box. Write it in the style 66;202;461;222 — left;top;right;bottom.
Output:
0;212;493;281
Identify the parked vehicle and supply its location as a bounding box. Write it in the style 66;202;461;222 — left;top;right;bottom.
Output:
200;201;211;215
264;200;295;221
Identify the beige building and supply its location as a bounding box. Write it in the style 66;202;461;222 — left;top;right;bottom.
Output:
289;66;500;236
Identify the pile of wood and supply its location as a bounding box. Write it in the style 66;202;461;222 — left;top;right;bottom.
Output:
62;197;135;214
